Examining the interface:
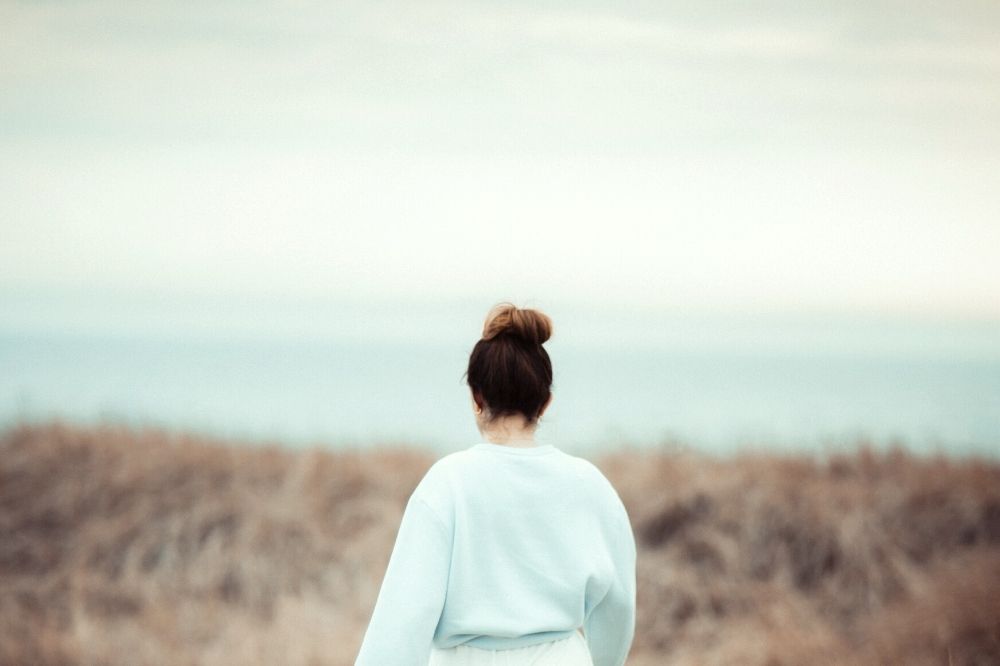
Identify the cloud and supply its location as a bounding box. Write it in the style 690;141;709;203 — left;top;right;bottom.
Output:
1;0;999;315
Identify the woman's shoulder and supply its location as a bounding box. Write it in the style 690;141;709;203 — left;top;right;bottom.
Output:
422;447;478;480
555;449;620;490
559;454;634;547
408;448;481;508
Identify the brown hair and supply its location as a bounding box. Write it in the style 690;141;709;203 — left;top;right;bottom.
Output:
466;303;553;424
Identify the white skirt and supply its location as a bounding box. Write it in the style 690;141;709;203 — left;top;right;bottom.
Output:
429;631;593;666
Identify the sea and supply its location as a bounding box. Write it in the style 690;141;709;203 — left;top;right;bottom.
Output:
1;303;998;457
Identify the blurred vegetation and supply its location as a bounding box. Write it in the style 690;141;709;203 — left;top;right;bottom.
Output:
2;423;998;665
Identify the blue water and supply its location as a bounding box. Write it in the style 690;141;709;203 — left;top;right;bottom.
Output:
2;326;998;456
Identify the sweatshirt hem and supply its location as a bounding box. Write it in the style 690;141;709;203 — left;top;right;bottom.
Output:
441;628;579;651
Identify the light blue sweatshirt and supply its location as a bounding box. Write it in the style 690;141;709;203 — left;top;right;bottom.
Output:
355;441;636;666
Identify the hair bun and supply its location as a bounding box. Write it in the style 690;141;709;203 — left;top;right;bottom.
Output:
482;303;553;344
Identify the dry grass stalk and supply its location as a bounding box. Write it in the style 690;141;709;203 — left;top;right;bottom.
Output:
2;423;998;664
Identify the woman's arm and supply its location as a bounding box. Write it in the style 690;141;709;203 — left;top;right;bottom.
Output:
583;570;636;666
355;493;452;666
584;497;637;666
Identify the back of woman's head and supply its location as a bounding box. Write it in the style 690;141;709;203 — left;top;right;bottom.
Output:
466;303;553;424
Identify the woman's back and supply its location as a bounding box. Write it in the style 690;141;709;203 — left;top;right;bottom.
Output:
355;441;636;666
428;442;634;652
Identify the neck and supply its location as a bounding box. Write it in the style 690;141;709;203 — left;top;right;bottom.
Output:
480;414;537;447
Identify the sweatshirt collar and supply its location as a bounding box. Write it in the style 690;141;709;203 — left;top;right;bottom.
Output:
471;441;557;456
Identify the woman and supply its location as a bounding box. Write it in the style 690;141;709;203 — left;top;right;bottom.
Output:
355;303;636;666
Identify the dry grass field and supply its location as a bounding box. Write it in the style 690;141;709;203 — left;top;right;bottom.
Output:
2;422;999;665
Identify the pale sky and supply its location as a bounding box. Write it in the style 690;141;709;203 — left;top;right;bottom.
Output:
3;0;1000;320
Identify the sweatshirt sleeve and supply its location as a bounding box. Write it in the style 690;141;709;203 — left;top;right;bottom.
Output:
583;495;637;666
354;492;452;666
